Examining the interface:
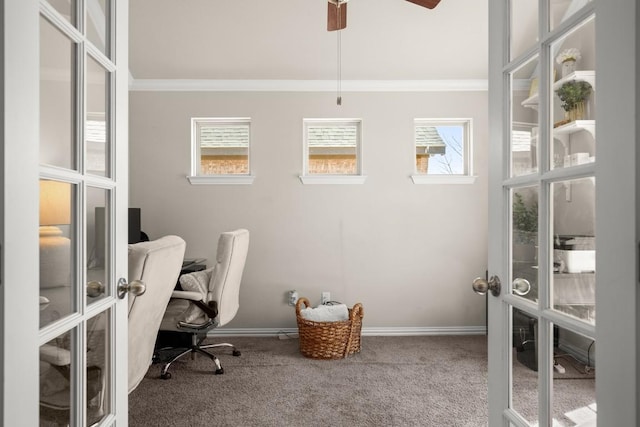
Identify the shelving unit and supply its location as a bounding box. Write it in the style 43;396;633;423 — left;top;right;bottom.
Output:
553;119;595;138
519;70;597;169
521;70;596;110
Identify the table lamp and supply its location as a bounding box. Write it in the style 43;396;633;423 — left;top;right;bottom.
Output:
40;180;72;288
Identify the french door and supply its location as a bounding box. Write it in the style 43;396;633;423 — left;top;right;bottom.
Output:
1;0;129;425
486;0;638;426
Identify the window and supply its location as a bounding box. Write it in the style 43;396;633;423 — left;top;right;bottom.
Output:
412;119;476;184
187;117;255;184
300;119;366;184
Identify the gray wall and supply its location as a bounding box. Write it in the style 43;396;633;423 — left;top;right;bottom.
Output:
129;90;489;330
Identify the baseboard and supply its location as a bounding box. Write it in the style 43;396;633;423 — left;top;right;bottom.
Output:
207;326;487;338
558;340;596;366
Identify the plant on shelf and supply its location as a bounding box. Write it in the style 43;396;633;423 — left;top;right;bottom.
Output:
513;193;538;234
513;193;538;258
556;48;582;65
556;80;592;122
556;48;581;77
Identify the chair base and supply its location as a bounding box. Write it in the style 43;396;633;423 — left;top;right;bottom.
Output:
159;334;241;379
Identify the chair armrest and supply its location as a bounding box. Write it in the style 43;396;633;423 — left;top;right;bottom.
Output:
171;290;203;301
40;344;71;366
177;319;215;330
171;291;219;320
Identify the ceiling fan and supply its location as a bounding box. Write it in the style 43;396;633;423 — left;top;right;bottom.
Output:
327;0;442;31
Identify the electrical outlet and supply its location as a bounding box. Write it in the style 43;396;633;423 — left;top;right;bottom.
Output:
321;291;330;304
288;290;298;306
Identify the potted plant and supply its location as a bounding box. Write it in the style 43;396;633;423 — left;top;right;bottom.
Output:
513;193;537;235
513;193;538;261
556;80;592;122
556;48;581;77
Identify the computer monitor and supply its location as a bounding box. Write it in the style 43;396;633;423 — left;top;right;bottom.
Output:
94;207;142;267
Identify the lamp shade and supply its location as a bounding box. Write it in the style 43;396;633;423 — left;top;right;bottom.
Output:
40;180;71;226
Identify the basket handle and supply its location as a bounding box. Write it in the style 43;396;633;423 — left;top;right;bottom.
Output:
350;303;364;321
343;303;364;358
295;297;311;316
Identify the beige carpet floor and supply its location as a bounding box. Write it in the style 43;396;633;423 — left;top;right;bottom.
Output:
129;335;595;427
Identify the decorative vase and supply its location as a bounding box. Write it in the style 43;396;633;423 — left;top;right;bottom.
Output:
564;100;586;122
561;59;576;77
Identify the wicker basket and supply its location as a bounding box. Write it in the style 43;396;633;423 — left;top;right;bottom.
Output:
295;297;364;360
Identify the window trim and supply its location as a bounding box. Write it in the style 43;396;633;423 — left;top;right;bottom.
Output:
300;118;367;185
187;117;255;185
411;118;477;184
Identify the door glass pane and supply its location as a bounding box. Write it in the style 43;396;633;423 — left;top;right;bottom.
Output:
551;324;596;425
552;178;596;324
40;16;77;170
87;310;111;424
550;0;593;31
40;329;76;425
512;186;538;302
87;187;111;304
87;0;110;57
551;17;596;170
511;57;539;177
510;0;538;61
511;307;539;424
86;55;110;177
40;180;77;328
46;0;77;27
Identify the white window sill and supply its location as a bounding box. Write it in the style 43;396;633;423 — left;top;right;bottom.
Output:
299;175;367;185
187;175;256;185
410;175;478;185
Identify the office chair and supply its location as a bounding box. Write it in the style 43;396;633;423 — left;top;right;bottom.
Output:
39;331;105;426
158;229;249;378
128;235;186;392
39;235;186;425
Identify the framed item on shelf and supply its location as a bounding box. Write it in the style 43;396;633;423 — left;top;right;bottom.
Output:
529;77;539;98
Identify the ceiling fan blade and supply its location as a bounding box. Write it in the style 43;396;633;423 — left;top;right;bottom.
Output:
327;2;347;31
405;0;441;9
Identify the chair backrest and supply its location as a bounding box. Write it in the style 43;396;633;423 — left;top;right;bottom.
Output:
208;229;250;327
127;235;186;393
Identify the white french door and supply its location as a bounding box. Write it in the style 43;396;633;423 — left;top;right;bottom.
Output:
486;0;639;426
1;0;129;425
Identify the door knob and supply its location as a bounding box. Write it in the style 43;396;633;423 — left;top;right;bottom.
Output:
512;278;531;296
86;281;105;298
117;278;146;299
472;275;501;297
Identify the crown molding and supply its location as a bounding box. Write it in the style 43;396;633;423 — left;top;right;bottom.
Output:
128;78;488;92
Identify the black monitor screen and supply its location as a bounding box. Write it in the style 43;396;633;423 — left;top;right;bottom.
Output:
94;207;143;266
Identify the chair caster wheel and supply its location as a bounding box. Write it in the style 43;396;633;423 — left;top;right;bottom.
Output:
232;350;241;357
215;368;224;375
160;372;171;380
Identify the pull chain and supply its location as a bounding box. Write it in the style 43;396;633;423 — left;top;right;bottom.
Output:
337;5;342;105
